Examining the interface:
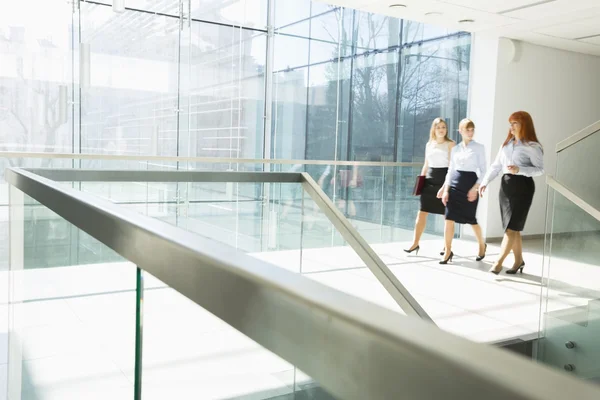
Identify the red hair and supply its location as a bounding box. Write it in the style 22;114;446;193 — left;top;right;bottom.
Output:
503;111;542;147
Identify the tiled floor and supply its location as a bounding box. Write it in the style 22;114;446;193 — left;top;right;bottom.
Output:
1;237;598;399
253;237;600;343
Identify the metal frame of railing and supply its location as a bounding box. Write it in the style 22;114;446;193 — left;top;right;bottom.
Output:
556;120;600;153
546;176;600;223
0;151;422;167
6;167;600;400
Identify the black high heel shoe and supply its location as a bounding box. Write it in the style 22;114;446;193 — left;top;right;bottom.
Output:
404;245;420;256
506;261;525;274
439;251;454;265
476;244;487;261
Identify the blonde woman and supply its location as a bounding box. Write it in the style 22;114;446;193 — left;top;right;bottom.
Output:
440;118;487;264
405;118;455;255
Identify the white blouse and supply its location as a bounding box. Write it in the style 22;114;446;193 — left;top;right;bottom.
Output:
425;140;452;168
481;139;544;186
444;140;487;186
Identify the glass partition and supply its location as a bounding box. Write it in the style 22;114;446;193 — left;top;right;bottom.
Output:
556;127;600;211
537;186;600;384
9;167;600;399
6;188;135;399
71;178;405;314
141;271;338;399
5;184;340;399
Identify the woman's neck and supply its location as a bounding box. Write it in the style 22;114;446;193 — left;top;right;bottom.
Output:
435;137;445;144
462;138;472;146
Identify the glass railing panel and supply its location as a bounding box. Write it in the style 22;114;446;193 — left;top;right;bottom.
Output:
0;222;6;399
8;167;600;399
51;173;426;318
556;128;600;211
301;164;445;244
79;181;181;227
6;188;136;399
295;188;403;313
73;180;301;265
70;176;408;314
178;182;273;254
383;165;446;239
537;186;600;383
141;271;338;400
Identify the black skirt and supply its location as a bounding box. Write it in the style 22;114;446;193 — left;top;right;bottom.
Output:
445;170;479;225
420;167;448;215
500;174;535;232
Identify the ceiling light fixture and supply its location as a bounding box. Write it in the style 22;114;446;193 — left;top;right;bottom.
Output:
389;4;407;9
458;19;475;24
425;12;443;16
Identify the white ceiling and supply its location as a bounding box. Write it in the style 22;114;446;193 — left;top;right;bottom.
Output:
320;0;600;56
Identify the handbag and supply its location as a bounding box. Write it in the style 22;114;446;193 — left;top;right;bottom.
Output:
412;175;425;196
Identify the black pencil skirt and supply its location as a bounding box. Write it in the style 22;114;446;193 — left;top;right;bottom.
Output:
420;167;448;215
445;170;479;225
500;174;535;232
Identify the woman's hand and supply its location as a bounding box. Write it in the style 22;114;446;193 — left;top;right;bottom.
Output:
468;188;478;202
441;191;449;206
479;185;487;198
436;187;444;199
507;165;520;174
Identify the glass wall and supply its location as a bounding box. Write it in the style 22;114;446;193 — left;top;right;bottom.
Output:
271;5;470;163
0;0;469;162
0;2;471;397
270;3;470;230
0;0;470;230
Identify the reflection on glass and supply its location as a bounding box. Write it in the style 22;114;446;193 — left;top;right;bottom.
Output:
191;0;269;29
79;4;181;156
538;188;600;382
180;23;267;160
0;0;74;155
397;36;470;163
271;5;470;169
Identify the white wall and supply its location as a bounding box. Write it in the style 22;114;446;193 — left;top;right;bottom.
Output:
469;36;600;239
465;34;500;240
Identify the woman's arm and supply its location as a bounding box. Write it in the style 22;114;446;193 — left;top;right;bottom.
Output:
420;159;429;176
442;147;456;192
517;143;544;177
481;146;503;187
475;144;487;186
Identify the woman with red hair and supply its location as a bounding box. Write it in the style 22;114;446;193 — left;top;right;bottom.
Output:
480;111;544;274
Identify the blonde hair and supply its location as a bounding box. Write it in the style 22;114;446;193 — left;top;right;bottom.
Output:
429;117;452;142
459;118;475;131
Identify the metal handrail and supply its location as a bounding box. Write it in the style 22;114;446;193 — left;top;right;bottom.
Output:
546;175;600;222
17;168;432;321
0;150;421;167
6;167;600;400
555;120;600;153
